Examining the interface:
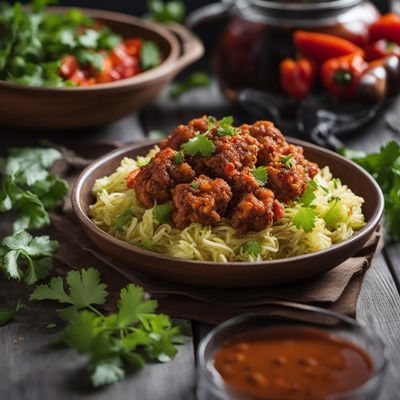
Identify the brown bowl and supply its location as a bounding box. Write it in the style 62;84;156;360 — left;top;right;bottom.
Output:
0;7;204;130
72;138;384;288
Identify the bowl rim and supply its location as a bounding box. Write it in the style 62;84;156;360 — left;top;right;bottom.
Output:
197;303;388;400
0;7;183;92
72;137;384;268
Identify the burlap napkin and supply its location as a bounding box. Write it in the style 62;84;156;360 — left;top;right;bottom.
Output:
48;141;382;325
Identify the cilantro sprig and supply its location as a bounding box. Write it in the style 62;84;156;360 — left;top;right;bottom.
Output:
140;41;161;70
181;133;215;157
0;147;68;231
293;207;319;233
243;241;262;256
300;180;318;207
280;154;296;168
153;201;172;224
0;230;58;285
252;166;268;187
340;141;400;241
30;268;183;387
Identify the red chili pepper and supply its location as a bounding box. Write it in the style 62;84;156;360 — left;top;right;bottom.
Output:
294;31;364;64
280;58;315;99
365;39;400;61
321;54;367;98
369;13;400;45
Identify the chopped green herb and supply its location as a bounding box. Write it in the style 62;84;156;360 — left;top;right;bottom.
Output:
173;151;185;164
153;201;172;224
300;180;318;207
323;198;341;226
216;116;238;137
181;133;215;157
0;230;58;285
140;41;161;70
169;71;211;99
145;0;186;23
115;210;133;232
191;181;200;190
279;154;296;168
138;239;152;250
251;166;268;187
243;241;262;256
340;141;400;241
332;178;341;189
293;207;319;233
320;185;329;194
0;301;25;327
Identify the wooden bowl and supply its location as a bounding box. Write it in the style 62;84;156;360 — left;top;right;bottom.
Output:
0;8;204;130
72;139;384;288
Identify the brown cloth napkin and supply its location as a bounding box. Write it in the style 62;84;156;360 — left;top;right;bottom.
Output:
48;141;382;325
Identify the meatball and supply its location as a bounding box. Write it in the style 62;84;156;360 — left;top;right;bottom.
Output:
134;148;195;208
171;175;232;229
282;144;319;178
266;156;309;203
230;188;284;233
190;133;259;180
230;169;260;197
160;116;208;150
240;121;287;165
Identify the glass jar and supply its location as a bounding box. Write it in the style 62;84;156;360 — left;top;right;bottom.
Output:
188;0;380;94
197;303;388;400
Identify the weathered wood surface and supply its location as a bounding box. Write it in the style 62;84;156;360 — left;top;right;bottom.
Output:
1;83;400;400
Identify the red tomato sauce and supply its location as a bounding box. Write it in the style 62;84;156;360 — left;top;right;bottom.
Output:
213;327;373;400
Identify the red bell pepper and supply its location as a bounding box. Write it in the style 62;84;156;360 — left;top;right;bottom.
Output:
280;58;315;99
365;39;400;61
369;13;400;45
294;31;364;64
321;54;367;98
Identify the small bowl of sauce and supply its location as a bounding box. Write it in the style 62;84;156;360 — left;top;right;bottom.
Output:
197;305;387;400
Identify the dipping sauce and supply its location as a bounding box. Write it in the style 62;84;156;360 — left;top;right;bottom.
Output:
213;327;373;400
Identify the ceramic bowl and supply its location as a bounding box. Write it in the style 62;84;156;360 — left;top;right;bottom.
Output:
0;8;204;130
72;138;384;288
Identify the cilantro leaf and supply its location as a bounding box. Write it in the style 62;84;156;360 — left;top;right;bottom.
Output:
251;166;268;187
280;154;296;168
30;267;107;318
169;71;211;99
0;231;58;284
300;180;318;207
323;198;342;226
140;41;161;70
181;133;215;157
173;151;184;164
115;210;133;232
341;141;400;241
216;116;238;137
293;207;319;233
0;301;25;326
146;0;186;23
90;358;125;387
191;181;200;189
243;241;262;256
153;201;172;224
138;239;152;250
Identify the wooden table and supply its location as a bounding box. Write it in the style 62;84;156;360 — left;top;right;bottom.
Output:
1;83;399;400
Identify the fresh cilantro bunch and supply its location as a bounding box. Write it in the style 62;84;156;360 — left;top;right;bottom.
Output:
0;0;122;87
341;141;400;241
0;230;58;284
145;0;185;23
30;268;183;387
0;147;68;231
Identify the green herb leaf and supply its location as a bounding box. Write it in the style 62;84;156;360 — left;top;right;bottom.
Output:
181;133;215;157
115;210;133;232
251;166;268;187
173;151;185;164
146;0;185;23
140;41;161;70
191;181;200;189
216;116;238;137
323;197;342;226
279;154;296;168
0;301;25;327
300;180;318;207
293;207;319;233
169;71;211;99
138;239;152;250
0;231;58;284
153;201;172;224
243;241;262;256
90;358;125;387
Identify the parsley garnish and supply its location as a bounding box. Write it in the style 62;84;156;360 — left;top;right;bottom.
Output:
280;154;296;168
340;141;400;241
31;268;182;387
140;41;161;70
0;301;25;326
216;116;238;137
153;201;172;224
293;207;319;233
115;210;133;232
252;166;268;187
169;71;211;99
0;230;58;285
0;147;68;231
173;151;185;164
243;241;262;256
181;133;215;157
191;181;200;189
145;0;186;23
300;180;318;207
